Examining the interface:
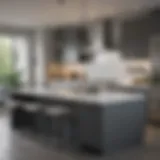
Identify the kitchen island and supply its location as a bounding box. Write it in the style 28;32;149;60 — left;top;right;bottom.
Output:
11;88;146;154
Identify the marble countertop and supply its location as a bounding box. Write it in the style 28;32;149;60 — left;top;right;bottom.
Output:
12;87;145;105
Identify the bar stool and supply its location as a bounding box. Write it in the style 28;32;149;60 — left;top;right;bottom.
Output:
6;99;26;129
39;106;71;148
22;103;41;132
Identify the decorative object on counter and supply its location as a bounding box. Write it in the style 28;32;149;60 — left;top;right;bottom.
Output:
133;77;151;85
125;59;151;86
47;63;85;81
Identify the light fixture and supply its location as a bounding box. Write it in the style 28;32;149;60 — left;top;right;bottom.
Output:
57;0;65;5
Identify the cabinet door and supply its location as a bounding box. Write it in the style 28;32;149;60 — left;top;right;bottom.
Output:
104;19;114;49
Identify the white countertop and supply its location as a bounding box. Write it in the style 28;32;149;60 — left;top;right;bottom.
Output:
13;87;145;105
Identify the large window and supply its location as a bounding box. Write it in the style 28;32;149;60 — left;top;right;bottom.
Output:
12;36;29;85
0;35;30;87
0;36;12;76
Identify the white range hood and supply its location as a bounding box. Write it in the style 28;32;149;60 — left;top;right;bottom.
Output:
85;50;128;83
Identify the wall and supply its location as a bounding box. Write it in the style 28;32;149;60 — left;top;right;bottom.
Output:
34;30;51;87
120;9;160;59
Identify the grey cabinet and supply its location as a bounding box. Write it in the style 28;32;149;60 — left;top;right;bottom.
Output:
78;100;146;154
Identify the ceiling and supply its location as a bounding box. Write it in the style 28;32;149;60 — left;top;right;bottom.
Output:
0;0;160;28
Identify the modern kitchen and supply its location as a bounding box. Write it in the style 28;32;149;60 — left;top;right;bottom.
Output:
0;0;160;160
10;10;150;155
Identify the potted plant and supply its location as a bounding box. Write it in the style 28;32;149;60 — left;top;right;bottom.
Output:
5;71;21;89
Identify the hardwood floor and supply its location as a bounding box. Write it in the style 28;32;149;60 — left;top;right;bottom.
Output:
0;109;160;160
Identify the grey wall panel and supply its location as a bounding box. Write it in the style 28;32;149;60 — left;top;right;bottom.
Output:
103;100;145;153
120;9;160;58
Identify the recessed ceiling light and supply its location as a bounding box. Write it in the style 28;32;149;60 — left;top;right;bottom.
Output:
57;0;66;5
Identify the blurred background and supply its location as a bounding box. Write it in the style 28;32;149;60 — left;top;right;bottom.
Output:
0;0;160;160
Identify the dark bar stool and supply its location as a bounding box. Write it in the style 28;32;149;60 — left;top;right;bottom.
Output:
22;103;41;132
7;99;26;129
38;106;71;148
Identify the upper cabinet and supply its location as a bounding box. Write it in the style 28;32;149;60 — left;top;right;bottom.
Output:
52;25;90;63
103;19;114;49
76;26;89;47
